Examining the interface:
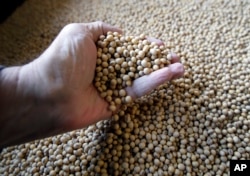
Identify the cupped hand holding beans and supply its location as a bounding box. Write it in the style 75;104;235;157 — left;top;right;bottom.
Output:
95;30;184;112
0;21;184;148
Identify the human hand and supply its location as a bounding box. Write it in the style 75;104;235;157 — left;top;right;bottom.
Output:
19;21;184;132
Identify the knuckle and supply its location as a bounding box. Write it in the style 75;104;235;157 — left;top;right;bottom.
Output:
95;21;104;26
61;23;81;35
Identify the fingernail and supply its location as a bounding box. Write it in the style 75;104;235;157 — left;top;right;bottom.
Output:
169;63;184;79
146;37;164;45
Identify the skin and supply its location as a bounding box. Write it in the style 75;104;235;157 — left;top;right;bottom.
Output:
0;21;184;149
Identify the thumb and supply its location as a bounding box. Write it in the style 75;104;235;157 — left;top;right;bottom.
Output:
125;63;184;99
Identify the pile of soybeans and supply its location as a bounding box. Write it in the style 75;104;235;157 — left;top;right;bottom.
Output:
0;0;249;175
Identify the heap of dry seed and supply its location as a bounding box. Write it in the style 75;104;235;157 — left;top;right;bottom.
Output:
94;32;171;112
0;0;250;176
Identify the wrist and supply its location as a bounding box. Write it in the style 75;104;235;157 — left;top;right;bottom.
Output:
0;65;5;72
0;65;22;106
0;64;66;148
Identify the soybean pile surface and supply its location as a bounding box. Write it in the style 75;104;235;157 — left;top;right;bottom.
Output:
0;0;249;175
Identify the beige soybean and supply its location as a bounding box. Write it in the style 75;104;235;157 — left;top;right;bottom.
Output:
0;0;250;176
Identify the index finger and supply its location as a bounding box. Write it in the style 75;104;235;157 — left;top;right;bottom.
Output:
126;63;184;99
